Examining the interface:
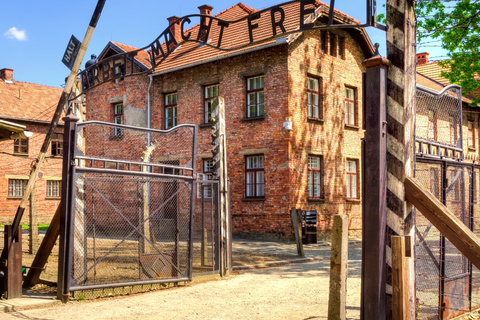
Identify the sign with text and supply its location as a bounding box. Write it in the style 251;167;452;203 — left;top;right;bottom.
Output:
62;35;81;70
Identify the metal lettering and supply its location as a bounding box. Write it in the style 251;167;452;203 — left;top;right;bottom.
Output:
300;0;315;30
113;58;124;78
248;13;261;43
270;6;286;36
217;20;229;47
181;17;192;41
197;16;213;42
150;38;166;67
164;29;178;52
102;60;111;82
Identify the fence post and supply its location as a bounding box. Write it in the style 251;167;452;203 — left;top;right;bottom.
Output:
29;183;38;254
392;236;409;320
290;207;305;258
57;113;79;302
328;214;348;320
361;50;389;319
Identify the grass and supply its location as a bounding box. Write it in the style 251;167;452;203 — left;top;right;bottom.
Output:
0;224;49;231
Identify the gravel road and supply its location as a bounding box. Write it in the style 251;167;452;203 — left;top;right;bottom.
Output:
2;242;362;320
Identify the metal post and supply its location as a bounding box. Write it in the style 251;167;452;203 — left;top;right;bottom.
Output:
57;114;79;302
361;52;389;320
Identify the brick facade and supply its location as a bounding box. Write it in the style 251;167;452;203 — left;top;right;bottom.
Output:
84;2;372;240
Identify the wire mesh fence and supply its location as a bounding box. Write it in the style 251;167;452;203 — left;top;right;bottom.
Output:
415;160;480;319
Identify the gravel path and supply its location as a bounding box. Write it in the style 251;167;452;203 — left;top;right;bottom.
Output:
2;242;362;320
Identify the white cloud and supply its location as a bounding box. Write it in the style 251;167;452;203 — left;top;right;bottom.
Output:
4;27;27;41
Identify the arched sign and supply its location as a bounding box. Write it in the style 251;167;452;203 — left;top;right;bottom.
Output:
79;0;384;92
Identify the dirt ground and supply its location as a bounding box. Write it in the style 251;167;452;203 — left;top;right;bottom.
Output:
2;241;362;320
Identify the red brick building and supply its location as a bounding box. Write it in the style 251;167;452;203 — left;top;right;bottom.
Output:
0;68;63;225
85;1;374;240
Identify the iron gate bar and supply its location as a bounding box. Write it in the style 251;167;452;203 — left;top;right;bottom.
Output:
71;179;185;285
64;120;199;294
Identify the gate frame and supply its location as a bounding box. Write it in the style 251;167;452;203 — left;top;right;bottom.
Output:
58;116;199;301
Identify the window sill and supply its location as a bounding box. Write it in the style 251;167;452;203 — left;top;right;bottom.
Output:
241;115;265;122
307;198;325;202
468;147;476;151
345;124;360;130
199;123;213;128
307;117;324;124
46;197;61;200
345;198;361;203
242;197;266;202
50;155;63;158
7;197;23;199
13;153;28;157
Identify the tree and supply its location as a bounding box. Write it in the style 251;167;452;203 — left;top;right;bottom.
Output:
416;0;480;105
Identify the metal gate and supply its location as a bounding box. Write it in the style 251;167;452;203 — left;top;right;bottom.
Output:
59;120;203;298
414;84;480;319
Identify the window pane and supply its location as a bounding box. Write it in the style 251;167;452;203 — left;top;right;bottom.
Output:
246;172;254;196
351;176;357;198
256;171;264;196
346;88;354;100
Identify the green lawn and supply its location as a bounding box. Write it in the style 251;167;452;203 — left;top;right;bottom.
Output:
0;224;49;231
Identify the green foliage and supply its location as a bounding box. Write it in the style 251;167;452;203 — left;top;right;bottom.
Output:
416;0;480;105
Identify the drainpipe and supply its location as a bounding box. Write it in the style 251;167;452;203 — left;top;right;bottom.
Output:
147;75;153;145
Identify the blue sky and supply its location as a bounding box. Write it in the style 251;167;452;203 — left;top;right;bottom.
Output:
0;0;444;88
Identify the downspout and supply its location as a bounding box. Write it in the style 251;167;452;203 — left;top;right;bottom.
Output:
148;75;153;144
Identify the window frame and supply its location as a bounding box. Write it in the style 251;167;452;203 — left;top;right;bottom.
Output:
468;120;475;149
449;115;457;146
51;133;63;156
430;167;440;198
308;155;324;199
428;108;437;141
246;75;265;118
245;155;265;199
320;30;328;53
338;36;345;59
165;92;178;129
329;32;337;57
344;87;357;126
204;84;219;124
8;179;28;198
13;138;28;155
307;76;322;120
346;159;359;199
113;103;124;137
46;180;61;199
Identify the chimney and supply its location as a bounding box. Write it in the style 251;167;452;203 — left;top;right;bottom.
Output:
0;68;13;83
198;5;214;42
198;4;213;16
416;52;429;66
167;16;181;48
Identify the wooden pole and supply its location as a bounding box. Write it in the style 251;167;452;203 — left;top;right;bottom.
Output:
361;51;389;319
328;214;348;320
386;0;416;318
29;183;38;254
290;207;305;258
23;203;61;287
392;236;409;320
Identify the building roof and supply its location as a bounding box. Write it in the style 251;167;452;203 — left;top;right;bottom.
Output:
99;1;373;77
0;78;64;123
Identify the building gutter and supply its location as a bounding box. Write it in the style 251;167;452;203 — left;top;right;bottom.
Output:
0;116;65;126
151;38;288;77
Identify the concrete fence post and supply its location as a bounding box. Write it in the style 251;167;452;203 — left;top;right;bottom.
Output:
328;214;348;320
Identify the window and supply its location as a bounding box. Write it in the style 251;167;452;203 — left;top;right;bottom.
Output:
320;30;327;53
113;103;124;137
346;159;358;199
430;168;439;198
307;77;321;119
246;75;264;118
428;109;437;140
199;159;214;199
338;36;345;59
345;87;356;126
468;121;475;148
308;155;323;199
449;116;457;145
451;170;460;201
8;179;27;198
329;32;337;57
51;133;63;156
204;84;219;124
245;155;265;198
46;180;61;198
14;138;28;154
165;93;177;129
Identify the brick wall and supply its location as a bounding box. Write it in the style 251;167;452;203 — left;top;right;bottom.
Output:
0;121;63;225
85;28;369;240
